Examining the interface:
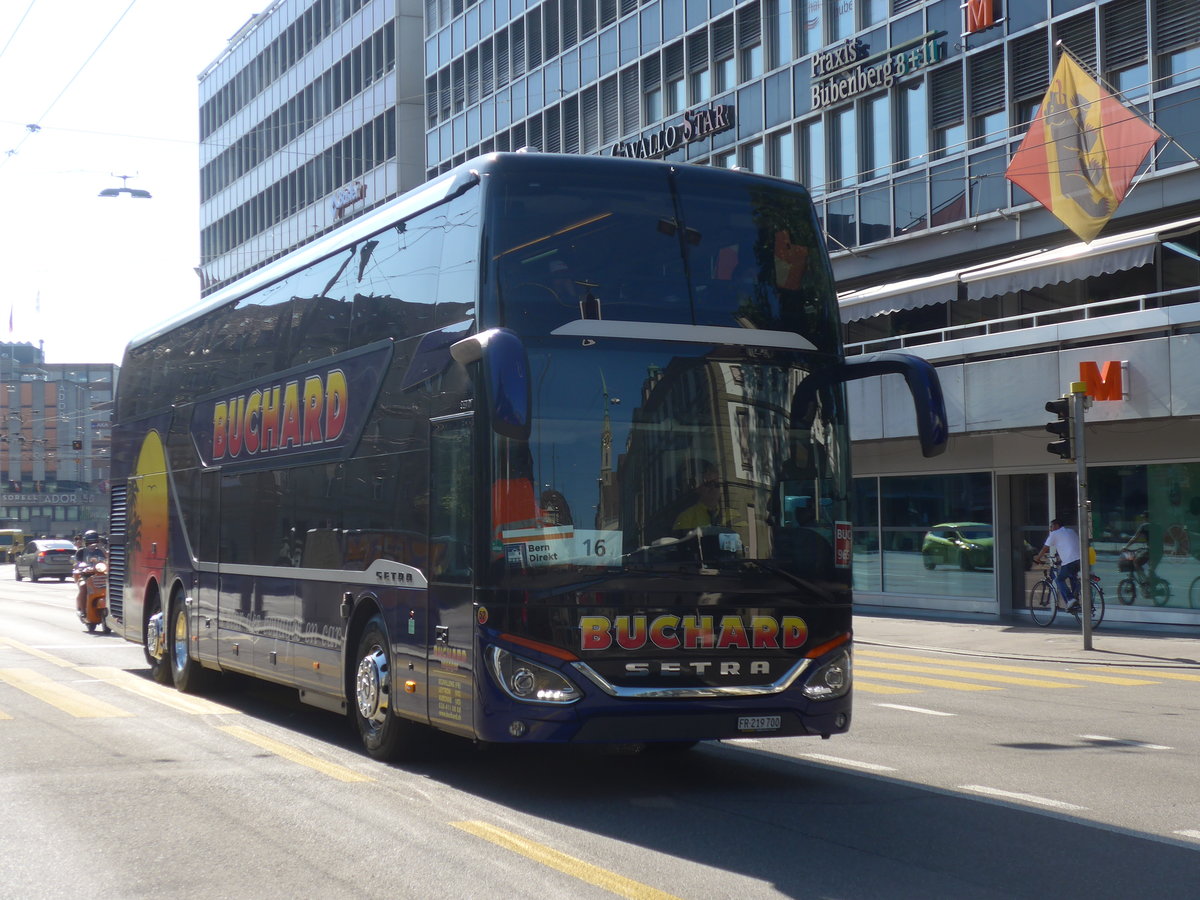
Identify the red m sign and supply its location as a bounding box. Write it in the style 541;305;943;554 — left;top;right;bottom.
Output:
1078;361;1125;401
965;0;996;33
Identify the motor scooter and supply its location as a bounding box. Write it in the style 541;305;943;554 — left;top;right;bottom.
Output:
74;556;110;633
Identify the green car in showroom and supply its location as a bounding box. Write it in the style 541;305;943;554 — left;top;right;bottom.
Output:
921;523;994;571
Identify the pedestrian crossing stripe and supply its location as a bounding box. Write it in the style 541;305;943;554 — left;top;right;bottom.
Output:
852;665;1001;691
0;668;133;718
856;659;1084;689
852;681;921;695
1086;667;1200;682
0;637;74;668
856;650;1160;686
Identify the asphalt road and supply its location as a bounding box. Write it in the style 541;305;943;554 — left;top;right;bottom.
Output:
2;572;1198;899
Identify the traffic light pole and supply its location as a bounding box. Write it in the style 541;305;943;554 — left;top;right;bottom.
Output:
1070;381;1093;650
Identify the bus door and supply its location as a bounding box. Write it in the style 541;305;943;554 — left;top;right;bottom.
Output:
426;414;476;737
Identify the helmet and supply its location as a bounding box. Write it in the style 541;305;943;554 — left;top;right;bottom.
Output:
83;530;100;545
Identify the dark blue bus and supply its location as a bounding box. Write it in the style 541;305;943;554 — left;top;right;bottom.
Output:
108;152;946;759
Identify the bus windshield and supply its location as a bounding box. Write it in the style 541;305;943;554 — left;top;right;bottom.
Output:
487;164;841;352
484;162;849;594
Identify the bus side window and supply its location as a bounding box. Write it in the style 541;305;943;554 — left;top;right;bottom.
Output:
430;416;473;582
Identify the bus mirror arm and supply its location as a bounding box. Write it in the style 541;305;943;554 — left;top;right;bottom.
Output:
450;328;532;441
838;353;949;458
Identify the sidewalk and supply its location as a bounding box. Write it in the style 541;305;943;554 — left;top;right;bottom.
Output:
854;612;1200;669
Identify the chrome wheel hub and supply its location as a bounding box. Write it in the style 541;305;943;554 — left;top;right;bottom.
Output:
146;610;166;661
356;646;390;724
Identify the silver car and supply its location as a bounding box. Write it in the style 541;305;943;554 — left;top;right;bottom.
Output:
15;539;77;582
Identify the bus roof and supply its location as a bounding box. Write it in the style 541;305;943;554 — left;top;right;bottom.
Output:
126;153;811;356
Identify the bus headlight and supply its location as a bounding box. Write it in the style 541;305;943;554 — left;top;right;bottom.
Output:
487;646;582;705
802;649;851;701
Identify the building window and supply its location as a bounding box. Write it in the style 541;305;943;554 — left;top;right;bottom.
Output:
1155;0;1200;89
769;128;795;181
831;105;858;189
1009;30;1049;133
687;31;710;104
1103;0;1149;98
737;3;763;82
969;47;1005;146
740;140;766;173
898;80;928;170
713;16;736;93
930;64;966;159
803;118;826;196
863;94;890;180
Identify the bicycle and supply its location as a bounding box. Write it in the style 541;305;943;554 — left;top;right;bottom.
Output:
1116;552;1171;606
1029;561;1105;629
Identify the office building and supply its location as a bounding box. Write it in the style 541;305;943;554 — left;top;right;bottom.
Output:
0;343;114;536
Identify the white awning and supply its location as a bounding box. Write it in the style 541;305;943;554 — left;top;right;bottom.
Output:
837;271;960;322
837;214;1200;323
960;230;1158;301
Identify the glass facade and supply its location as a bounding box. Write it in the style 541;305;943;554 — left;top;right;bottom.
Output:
424;0;1200;257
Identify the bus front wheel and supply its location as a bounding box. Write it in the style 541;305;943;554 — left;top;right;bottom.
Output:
352;615;425;762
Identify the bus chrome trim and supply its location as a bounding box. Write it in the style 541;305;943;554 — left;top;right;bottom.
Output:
550;320;819;351
195;558;428;589
569;658;813;699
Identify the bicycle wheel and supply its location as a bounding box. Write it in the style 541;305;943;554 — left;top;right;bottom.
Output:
1190;576;1200;609
1151;578;1172;607
1029;580;1056;626
1072;583;1104;630
1117;578;1137;605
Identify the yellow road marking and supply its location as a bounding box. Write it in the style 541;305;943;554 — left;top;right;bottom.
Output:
451;821;683;900
77;667;240;716
852;666;1000;691
0;707;11;720
852;681;921;694
216;725;372;782
857;650;1159;686
0;668;133;718
855;660;1082;689
1086;667;1200;682
0;637;75;668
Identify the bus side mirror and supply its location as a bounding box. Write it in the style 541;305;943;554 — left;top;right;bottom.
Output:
450;328;531;440
838;352;949;458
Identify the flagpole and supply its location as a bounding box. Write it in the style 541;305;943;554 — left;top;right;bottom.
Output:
1056;40;1200;168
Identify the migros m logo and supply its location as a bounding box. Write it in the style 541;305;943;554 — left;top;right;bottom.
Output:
1078;360;1127;402
964;0;998;34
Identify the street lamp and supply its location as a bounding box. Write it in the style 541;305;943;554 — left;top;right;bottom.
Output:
98;174;152;199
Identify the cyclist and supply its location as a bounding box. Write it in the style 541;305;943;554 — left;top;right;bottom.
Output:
1033;519;1081;612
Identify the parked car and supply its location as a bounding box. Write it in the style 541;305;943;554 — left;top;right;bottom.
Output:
921;523;994;571
15;539;77;582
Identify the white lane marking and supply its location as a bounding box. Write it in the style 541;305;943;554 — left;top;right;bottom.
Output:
1173;830;1200;841
1079;734;1172;750
801;753;897;772
874;703;956;717
959;785;1087;811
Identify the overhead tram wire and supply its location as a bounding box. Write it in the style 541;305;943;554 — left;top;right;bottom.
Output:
0;0;39;65
0;0;138;168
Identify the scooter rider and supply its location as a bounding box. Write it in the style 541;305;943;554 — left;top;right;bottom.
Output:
75;530;105;617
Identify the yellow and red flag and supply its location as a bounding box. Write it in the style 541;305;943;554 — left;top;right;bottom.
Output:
1006;54;1161;243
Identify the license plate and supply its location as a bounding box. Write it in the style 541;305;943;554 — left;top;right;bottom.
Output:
737;715;781;733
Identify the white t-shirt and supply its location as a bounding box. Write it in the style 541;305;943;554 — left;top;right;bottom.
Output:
1044;526;1081;565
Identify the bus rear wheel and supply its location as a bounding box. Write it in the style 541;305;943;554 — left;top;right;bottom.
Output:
170;597;214;694
352;615;426;762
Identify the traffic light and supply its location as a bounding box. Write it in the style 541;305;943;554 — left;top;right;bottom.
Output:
1045;397;1072;459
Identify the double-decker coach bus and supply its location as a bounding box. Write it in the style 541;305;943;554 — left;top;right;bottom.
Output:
108;152;946;760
